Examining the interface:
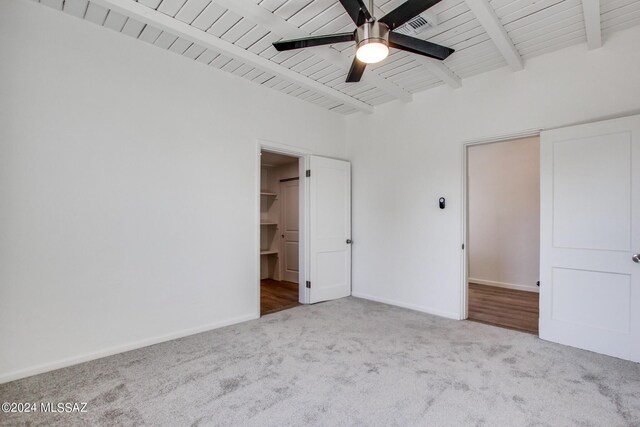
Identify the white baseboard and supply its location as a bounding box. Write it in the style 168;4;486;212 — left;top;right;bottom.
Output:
352;292;460;320
0;312;258;385
468;278;539;293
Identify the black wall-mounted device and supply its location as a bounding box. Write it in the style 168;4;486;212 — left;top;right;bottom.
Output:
439;197;445;209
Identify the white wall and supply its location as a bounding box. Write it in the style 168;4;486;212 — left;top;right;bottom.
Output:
347;25;640;319
467;137;540;292
0;0;345;383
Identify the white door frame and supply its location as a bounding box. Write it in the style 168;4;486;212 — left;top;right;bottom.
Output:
256;139;311;315
459;129;541;320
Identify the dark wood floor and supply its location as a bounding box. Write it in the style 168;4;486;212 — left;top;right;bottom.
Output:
468;283;539;334
260;279;300;316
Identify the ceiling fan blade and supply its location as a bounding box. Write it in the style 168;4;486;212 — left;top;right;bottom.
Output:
339;0;373;24
273;32;356;51
346;57;367;82
388;32;454;60
379;0;441;30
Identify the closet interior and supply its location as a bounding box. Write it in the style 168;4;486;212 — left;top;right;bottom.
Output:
260;151;300;315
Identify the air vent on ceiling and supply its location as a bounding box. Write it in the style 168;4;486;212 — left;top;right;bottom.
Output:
394;14;433;36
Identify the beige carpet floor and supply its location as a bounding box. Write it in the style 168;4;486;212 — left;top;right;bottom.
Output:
1;297;639;426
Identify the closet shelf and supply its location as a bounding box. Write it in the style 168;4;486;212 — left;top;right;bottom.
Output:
260;222;278;226
260;192;277;197
260;250;278;256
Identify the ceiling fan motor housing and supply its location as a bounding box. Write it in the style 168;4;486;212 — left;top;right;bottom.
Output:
356;21;390;50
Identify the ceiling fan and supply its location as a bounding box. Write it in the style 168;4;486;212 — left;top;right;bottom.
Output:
272;0;454;83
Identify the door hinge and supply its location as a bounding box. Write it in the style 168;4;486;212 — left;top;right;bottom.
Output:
462;243;465;250
306;281;311;288
306;170;311;177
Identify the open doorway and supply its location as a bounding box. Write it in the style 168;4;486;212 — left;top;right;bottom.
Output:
260;151;301;315
465;136;540;334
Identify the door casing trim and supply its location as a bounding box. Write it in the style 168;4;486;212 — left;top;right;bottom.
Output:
460;129;541;320
256;139;311;317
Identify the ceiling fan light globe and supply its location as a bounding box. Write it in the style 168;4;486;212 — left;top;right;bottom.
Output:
355;41;389;64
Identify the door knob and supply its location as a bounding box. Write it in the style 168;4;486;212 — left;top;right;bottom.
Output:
634;254;640;263
346;239;352;244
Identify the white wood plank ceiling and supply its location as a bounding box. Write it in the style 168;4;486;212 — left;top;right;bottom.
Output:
33;0;640;114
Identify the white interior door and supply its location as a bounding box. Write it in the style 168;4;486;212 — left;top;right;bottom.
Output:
540;115;640;362
309;156;351;303
280;180;299;283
